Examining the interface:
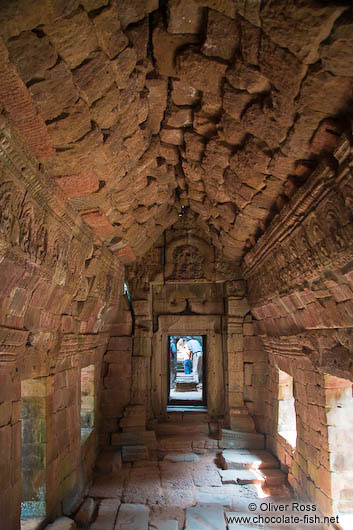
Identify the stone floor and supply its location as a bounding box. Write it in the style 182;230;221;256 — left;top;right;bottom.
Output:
169;389;203;401
76;441;326;530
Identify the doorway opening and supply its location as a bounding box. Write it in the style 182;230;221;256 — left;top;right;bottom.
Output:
20;378;46;526
277;368;297;448
168;335;206;408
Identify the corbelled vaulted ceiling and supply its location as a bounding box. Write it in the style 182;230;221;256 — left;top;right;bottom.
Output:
0;0;352;263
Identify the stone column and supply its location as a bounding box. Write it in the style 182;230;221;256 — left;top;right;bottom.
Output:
226;281;255;432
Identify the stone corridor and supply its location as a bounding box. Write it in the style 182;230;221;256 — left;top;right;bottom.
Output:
1;1;353;529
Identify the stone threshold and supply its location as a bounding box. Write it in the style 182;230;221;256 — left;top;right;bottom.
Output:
166;405;208;412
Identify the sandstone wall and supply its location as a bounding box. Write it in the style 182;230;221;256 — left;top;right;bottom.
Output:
263;352;353;517
243;137;353;517
0;117;124;528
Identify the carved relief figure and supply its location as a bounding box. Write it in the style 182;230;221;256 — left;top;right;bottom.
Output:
170;244;204;280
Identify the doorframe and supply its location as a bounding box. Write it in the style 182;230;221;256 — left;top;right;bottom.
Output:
167;334;207;407
151;315;224;421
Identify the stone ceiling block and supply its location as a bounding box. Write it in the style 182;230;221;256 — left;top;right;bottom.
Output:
55;171;100;198
261;0;347;64
146;78;168;134
81;208;115;239
153;24;199;78
93;4;129;59
202;9;240;61
89;85;121;129
46;99;91;146
7;31;57;84
30;62;79;121
116;0;158;29
176;48;227;95
259;33;307;99
44;10;98;69
171;79;200;106
112;48;137;89
168;0;205;34
73;52;115;105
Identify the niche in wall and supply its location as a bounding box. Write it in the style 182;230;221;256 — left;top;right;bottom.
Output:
277;368;297;448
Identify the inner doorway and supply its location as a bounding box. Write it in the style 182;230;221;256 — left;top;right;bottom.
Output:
168;335;206;407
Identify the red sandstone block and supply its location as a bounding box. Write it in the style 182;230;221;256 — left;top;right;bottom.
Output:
114;245;136;264
107;336;132;351
243;336;263;350
4;314;24;329
310;119;343;156
324;374;352;389
45;288;72;314
0;327;28;347
0;424;11;489
61;315;76;334
55;171;99;198
108;322;133;336
297;289;316;306
81;208;115;239
39;311;61;330
0;262;24;297
328;283;353;302
29;281;53;309
79;298;104;321
0;50;53;159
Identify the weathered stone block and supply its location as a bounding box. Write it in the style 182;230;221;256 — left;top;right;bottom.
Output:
177;48;227;95
81;209;115;239
45;11;97;69
93;4;128;59
45;516;77;529
30;62;78;121
112;48;137;89
8;31;57;84
73;52;115;105
116;0;158;29
146;78;168;134
153;25;198;77
202;9;239;60
160;128;184;146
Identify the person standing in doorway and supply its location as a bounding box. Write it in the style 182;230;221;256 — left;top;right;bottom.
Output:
170;337;177;388
179;337;192;374
187;338;203;384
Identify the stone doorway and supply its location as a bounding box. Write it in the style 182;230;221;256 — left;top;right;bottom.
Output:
168;335;206;408
152;314;224;420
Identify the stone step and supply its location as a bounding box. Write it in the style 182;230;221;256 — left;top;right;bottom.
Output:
219;469;264;485
219;429;265;450
74;498;96;527
164;452;200;462
121;445;149;463
259;468;287;486
156;422;209;438
157;435;219;453
229;413;256;433
111;430;157;448
219;449;279;470
114;503;149;530
175;381;198;392
149;520;178;530
185;503;227;530
156;422;209;436
90;499;120;530
45;517;76;530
